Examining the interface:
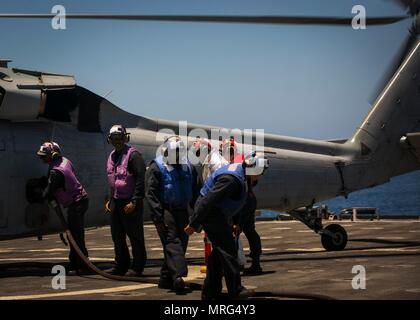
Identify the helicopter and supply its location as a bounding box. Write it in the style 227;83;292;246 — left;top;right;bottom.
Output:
0;0;419;251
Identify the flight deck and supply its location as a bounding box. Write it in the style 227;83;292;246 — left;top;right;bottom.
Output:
1;219;420;300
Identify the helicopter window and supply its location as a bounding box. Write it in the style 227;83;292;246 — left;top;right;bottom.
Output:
43;88;78;122
42;87;101;132
76;86;101;132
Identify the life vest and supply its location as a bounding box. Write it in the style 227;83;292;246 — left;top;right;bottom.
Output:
107;145;137;199
49;157;87;207
200;162;247;218
154;155;193;208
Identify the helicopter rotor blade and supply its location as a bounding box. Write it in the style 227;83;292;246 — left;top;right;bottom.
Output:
0;13;409;26
388;0;420;15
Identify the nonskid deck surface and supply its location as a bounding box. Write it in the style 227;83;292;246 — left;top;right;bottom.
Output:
0;219;420;300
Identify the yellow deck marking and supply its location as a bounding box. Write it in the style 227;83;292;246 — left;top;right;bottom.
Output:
0;283;155;300
0;257;110;262
361;227;384;230
21;247;114;253
375;237;406;240
0;266;205;300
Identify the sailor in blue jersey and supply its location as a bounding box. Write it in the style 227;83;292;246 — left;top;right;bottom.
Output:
146;136;199;293
185;151;268;300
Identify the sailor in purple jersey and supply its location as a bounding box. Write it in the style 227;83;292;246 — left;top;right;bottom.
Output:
105;125;147;277
37;141;89;275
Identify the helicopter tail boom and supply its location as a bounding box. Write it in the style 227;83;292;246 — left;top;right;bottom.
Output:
343;40;420;192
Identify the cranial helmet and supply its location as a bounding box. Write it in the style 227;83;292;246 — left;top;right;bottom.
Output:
108;124;130;143
37;141;61;159
243;151;269;176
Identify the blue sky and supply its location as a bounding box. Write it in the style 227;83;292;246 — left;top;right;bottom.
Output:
0;0;411;139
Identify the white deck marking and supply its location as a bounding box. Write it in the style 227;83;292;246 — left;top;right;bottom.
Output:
380;264;416;268
260;236;283;240
256;221;299;224
375;237;406;240
149;247;163;251
362;248;420;253
406;288;420;293
286;248;324;252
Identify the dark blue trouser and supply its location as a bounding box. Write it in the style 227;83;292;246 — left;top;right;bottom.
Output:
242;212;262;261
157;209;189;282
202;214;242;298
67;198;89;269
110;199;147;272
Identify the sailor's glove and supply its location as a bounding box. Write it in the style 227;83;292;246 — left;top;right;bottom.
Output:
124;201;136;214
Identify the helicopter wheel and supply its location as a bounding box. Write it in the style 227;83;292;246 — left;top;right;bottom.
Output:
321;224;347;251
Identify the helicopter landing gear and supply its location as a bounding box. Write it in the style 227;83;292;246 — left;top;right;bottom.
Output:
320;224;347;251
288;207;348;251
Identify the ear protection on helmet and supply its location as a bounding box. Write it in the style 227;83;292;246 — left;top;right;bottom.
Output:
49;141;60;160
243;151;269;175
107;125;130;144
107;133;130;144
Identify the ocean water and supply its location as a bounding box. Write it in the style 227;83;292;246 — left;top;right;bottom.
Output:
317;170;420;216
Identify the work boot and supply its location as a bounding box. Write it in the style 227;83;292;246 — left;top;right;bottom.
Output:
105;267;127;276
67;267;89;276
125;269;143;277
67;269;79;276
173;277;185;293
158;277;173;290
243;263;263;276
236;286;255;299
